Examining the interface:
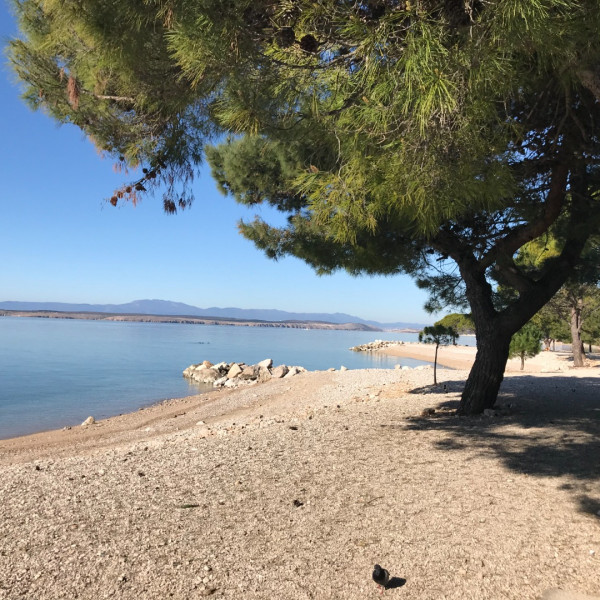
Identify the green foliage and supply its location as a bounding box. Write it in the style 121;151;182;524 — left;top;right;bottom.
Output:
419;324;458;347
509;323;543;370
434;313;474;337
531;303;570;344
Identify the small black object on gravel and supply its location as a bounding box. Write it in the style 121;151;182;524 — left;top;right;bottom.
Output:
373;564;390;593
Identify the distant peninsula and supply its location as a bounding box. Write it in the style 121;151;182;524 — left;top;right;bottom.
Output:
0;299;427;331
0;309;382;331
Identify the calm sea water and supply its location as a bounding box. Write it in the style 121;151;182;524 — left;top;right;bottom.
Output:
0;316;437;440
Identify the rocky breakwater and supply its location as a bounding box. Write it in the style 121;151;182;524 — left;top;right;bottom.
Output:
183;358;307;389
350;340;403;352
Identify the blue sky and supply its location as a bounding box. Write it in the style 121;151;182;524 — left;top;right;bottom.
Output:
0;1;437;325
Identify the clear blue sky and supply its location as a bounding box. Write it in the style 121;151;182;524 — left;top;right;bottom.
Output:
0;1;437;325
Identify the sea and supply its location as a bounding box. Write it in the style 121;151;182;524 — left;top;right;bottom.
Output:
0;316;457;440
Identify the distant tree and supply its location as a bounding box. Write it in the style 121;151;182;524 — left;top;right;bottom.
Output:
531;302;570;351
509;323;543;371
434;313;475;340
513;236;600;365
582;302;600;352
419;325;457;386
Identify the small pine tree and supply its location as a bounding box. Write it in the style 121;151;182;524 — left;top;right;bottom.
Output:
419;325;457;385
509;324;543;370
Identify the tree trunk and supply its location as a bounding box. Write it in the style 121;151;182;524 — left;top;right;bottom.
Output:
520;352;525;370
435;166;591;414
433;344;439;385
457;330;511;415
571;303;585;367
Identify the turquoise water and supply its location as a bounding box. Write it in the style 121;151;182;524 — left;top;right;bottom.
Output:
0;316;433;439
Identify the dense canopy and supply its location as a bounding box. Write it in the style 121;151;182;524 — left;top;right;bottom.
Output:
9;0;600;412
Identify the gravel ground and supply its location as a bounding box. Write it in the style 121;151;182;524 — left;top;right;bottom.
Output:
0;365;599;599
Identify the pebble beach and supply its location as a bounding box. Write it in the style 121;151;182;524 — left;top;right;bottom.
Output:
0;347;599;599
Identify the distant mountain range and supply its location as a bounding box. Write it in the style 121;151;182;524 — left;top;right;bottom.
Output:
0;299;427;330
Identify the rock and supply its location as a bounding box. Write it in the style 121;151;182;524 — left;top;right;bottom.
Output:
284;366;300;378
483;409;497;417
401;365;411;370
182;364;200;377
240;365;257;380
271;365;289;378
184;358;307;389
192;369;219;384
350;340;401;352
257;367;272;383
227;363;243;379
213;376;228;387
81;416;95;427
340;365;348;371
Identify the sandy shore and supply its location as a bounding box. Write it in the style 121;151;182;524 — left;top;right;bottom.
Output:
377;342;600;373
0;356;599;599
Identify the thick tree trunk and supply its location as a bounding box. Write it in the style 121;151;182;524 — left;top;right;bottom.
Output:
571;304;585;367
457;329;511;415
435;162;591;414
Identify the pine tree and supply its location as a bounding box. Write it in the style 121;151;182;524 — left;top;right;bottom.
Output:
419;325;457;385
509;324;543;371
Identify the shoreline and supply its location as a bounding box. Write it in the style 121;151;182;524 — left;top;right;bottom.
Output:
1;344;597;451
376;341;600;373
1;346;598;457
0;366;598;598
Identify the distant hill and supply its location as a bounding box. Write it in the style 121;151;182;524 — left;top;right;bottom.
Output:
0;299;428;330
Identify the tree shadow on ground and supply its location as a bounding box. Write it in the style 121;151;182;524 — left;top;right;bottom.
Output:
404;375;600;518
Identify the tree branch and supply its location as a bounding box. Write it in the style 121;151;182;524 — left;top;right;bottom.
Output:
480;162;569;270
81;90;136;103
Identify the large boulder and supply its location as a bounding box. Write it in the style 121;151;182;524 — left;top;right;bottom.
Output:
227;363;243;379
192;368;219;384
284;366;301;378
257;366;272;383
271;365;289;379
257;358;273;369
240;365;258;380
182;364;201;377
